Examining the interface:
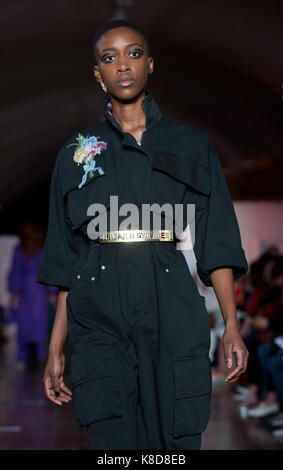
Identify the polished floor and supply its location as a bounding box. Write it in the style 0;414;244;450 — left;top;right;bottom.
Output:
0;324;283;450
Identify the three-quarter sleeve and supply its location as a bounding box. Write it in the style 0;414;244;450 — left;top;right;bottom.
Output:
37;153;87;290
194;136;248;287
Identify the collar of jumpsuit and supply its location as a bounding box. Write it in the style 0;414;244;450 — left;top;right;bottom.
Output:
101;88;166;238
103;88;163;148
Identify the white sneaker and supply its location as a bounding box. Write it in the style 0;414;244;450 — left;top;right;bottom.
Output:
272;427;283;438
269;412;283;427
235;386;249;395
247;402;280;417
233;393;249;402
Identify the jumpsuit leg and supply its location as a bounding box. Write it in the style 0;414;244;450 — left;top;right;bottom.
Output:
85;257;165;449
67;243;211;450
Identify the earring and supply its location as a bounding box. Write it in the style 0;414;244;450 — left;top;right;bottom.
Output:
94;71;107;93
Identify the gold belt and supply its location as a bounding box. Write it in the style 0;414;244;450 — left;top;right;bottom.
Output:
99;229;174;243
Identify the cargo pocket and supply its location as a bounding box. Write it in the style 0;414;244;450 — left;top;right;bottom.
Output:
70;342;123;428
172;353;212;438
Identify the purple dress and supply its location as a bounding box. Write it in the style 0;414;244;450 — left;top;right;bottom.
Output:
8;243;58;362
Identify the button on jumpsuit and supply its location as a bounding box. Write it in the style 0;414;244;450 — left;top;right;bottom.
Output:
37;89;248;450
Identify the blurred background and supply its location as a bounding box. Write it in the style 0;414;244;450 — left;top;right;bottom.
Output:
0;0;283;450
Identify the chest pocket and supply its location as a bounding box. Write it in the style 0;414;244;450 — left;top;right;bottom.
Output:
150;149;211;231
62;161;113;233
151;149;210;203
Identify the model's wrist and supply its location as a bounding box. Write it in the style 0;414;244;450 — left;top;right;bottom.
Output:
224;319;240;331
49;343;64;357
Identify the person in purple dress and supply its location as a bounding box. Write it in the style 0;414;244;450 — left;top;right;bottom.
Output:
7;222;58;371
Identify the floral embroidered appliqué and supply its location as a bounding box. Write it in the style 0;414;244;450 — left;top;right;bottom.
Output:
67;134;107;189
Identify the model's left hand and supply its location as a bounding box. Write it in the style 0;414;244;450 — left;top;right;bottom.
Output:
221;326;249;383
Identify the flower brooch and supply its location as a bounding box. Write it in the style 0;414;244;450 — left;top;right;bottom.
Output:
67;134;107;189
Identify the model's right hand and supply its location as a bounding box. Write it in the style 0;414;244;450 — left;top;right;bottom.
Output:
43;352;72;406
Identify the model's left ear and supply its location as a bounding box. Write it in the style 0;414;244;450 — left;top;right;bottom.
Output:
194;136;248;287
147;56;154;75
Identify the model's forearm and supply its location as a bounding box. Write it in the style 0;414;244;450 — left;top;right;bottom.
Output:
210;268;239;329
48;290;69;356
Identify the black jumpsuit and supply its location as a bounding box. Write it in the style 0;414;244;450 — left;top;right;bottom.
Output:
37;89;248;450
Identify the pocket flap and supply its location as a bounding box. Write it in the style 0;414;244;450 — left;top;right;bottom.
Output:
71;342;118;387
152;149;211;196
174;354;212;399
61;165;106;198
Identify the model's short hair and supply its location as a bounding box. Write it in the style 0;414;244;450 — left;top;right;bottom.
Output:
91;19;151;65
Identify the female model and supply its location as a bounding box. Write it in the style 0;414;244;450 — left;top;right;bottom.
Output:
37;19;249;450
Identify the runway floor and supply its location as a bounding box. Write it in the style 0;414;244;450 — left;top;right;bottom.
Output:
0;324;282;450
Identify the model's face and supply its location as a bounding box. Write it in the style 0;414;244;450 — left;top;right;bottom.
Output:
93;26;153;100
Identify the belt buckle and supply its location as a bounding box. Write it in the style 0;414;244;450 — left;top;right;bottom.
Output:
98;229;174;243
